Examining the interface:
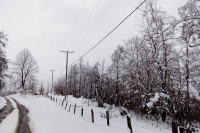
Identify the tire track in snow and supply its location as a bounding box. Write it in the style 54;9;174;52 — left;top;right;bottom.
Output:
0;98;14;123
12;98;32;133
0;98;19;133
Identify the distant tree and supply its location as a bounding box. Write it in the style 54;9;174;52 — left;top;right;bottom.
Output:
110;46;124;106
39;82;45;95
0;31;8;92
78;58;84;97
46;81;51;93
12;48;39;93
54;76;65;95
68;64;79;96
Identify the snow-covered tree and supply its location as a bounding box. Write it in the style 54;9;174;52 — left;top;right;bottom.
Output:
0;31;8;93
12;48;39;93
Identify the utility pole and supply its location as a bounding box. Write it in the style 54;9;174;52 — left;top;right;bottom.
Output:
50;69;56;94
60;50;74;100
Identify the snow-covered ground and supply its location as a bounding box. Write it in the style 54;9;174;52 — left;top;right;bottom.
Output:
0;96;7;110
49;94;172;133
3;94;171;133
11;94;127;133
0;98;19;133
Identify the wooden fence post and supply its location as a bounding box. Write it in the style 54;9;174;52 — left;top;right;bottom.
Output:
91;109;94;123
74;104;76;114
81;108;83;116
127;116;132;133
68;104;71;112
62;99;64;106
106;111;109;126
56;98;57;103
65;101;68;109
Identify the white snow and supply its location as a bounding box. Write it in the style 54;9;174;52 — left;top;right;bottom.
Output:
5;94;171;133
11;94;125;133
147;93;159;108
189;83;200;101
0;97;7;110
146;92;170;108
0;98;19;133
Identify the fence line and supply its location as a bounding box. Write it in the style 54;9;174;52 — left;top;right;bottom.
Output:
47;95;164;133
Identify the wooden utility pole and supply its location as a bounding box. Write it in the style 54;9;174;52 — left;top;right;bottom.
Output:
50;69;56;93
60;50;74;100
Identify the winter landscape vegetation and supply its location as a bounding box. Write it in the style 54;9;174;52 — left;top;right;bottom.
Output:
0;0;200;133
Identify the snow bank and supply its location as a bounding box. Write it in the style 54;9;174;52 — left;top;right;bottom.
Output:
0;97;7;110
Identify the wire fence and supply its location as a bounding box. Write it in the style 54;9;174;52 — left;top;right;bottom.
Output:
44;94;174;133
47;95;134;133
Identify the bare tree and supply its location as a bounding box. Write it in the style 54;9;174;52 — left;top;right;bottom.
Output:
12;48;39;93
54;76;65;95
176;0;200;128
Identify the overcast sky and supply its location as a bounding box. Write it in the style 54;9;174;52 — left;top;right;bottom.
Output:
0;0;188;84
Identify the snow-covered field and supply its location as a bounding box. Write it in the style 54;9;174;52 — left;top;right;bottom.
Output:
0;96;7;110
3;94;170;133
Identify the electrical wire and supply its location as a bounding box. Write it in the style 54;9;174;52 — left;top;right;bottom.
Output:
68;0;101;50
73;0;114;52
60;0;86;49
70;0;147;66
51;0;86;74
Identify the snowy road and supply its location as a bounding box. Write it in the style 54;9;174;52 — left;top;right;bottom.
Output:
12;98;31;133
0;97;31;133
0;98;14;123
10;94;125;133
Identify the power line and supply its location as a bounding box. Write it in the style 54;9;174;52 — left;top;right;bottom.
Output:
68;0;101;50
73;0;114;52
70;0;147;66
61;0;86;49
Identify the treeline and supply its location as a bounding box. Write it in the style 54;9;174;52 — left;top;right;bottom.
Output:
54;0;200;131
0;31;8;94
